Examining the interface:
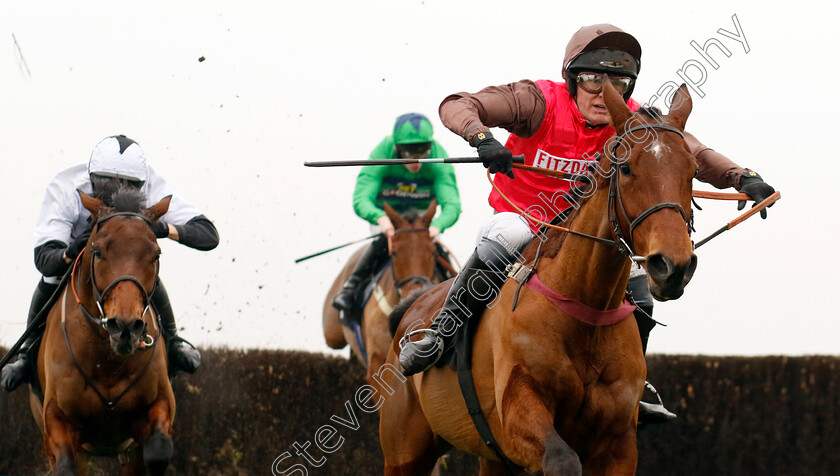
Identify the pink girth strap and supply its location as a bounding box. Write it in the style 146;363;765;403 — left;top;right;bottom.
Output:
524;273;636;326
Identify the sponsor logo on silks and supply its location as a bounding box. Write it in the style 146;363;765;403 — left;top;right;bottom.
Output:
532;149;590;179
379;184;432;201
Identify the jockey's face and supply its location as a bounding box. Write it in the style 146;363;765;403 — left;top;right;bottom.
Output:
574;73;613;126
404;163;422;173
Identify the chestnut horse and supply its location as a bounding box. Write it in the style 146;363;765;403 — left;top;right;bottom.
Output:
382;83;698;475
323;200;452;381
30;188;176;475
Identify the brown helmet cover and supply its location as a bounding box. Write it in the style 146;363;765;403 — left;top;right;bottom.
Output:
563;23;642;74
563;24;642;99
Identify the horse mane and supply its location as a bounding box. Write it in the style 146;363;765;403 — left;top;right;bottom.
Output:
398;208;423;223
108;186;145;213
522;166;610;262
388;286;432;337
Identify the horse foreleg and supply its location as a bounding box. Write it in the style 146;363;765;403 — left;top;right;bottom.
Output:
43;400;81;475
500;370;581;475
140;396;174;476
580;429;637;476
479;457;527;476
119;443;146;476
379;376;439;476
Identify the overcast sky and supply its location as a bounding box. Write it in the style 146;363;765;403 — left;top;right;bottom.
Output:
1;1;837;358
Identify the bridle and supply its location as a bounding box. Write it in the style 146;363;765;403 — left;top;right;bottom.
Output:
389;227;436;298
72;211;159;339
65;211;162;410
606;123;694;260
491;122;695;262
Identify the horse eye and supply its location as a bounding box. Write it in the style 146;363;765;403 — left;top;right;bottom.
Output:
694;167;700;178
154;253;161;262
619;163;632;176
92;248;102;258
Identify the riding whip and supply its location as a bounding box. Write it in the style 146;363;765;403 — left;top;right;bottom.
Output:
304;155;526;167
294;233;383;263
693;191;781;249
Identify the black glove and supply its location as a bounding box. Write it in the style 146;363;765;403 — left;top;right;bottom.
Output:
472;131;515;179
65;230;92;261
737;171;775;219
151;221;170;239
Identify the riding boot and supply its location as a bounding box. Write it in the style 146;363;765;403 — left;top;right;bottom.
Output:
399;239;515;376
629;275;677;424
1;279;57;392
332;235;388;312
152;280;201;375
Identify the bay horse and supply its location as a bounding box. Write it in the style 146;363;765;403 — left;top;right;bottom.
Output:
381;82;698;475
323;200;453;382
30;188;176;475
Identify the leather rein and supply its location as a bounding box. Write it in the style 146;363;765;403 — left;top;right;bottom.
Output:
492;123;692;262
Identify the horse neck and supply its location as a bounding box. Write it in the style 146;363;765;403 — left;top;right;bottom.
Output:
538;188;630;311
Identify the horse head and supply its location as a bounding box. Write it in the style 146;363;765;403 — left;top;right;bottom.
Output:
602;79;698;300
78;188;171;355
383;199;437;299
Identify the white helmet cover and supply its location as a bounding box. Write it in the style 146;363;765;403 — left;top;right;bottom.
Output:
87;135;148;182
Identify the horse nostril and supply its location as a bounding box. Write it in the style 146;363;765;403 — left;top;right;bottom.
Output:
106;318;122;334
131;319;146;334
646;254;674;281
682;254;698;285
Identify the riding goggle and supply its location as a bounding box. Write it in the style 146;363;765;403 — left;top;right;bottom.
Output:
396;142;432;159
576;73;634;95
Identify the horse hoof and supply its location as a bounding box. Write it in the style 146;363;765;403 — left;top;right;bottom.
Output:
144;431;173;475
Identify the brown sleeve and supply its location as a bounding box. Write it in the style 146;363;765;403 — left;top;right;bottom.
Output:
438;79;547;145
684;130;747;190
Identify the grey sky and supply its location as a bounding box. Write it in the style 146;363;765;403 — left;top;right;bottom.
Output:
1;1;836;357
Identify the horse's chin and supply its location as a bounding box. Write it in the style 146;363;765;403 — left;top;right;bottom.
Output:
649;285;685;302
110;339;138;356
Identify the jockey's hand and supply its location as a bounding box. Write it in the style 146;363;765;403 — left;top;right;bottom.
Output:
428;226;440;240
472;131;515;179
377;215;395;237
737;171;775;219
65;230;92;261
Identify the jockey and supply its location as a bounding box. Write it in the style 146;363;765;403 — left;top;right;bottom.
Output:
398;25;776;422
332;113;462;312
1;135;219;392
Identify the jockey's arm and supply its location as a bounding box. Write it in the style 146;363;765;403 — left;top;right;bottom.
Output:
352;163;389;225
167;215;219;251
34;240;72;277
439;80;546;144
429;160;461;233
683;131;748;190
681;131;776;217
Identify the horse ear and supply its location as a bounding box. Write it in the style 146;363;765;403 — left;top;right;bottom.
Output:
602;76;633;132
383;202;404;227
146;195;172;222
421;199;437;228
667;84;693;131
78;190;105;220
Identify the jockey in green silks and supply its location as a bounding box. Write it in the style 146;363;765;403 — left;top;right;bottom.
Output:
332;112;461;312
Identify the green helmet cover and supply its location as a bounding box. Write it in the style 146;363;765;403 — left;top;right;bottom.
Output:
393;113;434;144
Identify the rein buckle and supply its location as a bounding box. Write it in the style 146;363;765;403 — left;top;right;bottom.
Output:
508;262;534;284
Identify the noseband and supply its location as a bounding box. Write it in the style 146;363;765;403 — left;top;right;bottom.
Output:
74;212;159;331
607;124;694;260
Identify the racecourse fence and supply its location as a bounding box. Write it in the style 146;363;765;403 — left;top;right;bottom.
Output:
1;348;838;475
